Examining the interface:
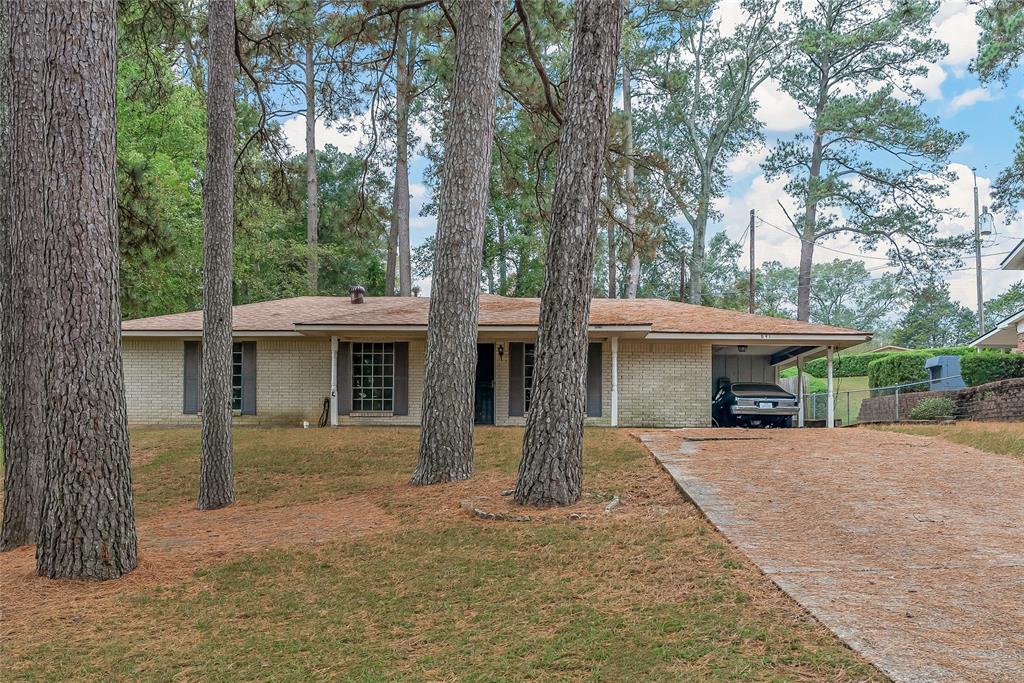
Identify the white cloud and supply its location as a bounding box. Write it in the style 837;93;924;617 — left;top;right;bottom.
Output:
932;0;981;71
948;86;999;113
754;79;805;133
280;114;365;155
726;144;768;177
909;62;947;101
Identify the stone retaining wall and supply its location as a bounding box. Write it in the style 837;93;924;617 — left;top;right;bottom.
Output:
858;377;1024;423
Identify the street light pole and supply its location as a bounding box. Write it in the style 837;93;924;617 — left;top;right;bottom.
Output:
973;168;985;336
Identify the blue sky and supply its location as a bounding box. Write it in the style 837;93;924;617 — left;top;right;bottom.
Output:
281;0;1023;309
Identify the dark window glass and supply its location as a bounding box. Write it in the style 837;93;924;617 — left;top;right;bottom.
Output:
232;342;243;411
524;344;535;412
352;342;394;412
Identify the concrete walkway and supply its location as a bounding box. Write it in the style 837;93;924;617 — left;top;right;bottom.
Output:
636;428;1024;683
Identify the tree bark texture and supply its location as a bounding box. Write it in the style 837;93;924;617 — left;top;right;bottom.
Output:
305;33;318;294
622;60;639;299
34;0;138;579
395;22;413;297
199;0;236;510
515;0;623;507
412;1;502;485
1;0;46;551
607;221;616;297
686;189;709;304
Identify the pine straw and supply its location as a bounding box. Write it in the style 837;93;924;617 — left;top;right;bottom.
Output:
0;495;397;641
1;428;883;680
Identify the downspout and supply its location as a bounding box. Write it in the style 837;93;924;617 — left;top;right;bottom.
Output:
611;336;619;427
330;336;339;426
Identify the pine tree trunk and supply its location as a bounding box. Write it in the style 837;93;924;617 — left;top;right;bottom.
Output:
515;0;623;507
35;0;138;579
622;60;639;299
607;221;616;297
497;219;508;292
626;250;640;298
304;34;318;294
198;0;235;511
396;23;413;297
1;0;46;551
412;1;503;486
686;200;708;304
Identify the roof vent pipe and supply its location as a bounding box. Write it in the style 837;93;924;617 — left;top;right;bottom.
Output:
349;285;365;304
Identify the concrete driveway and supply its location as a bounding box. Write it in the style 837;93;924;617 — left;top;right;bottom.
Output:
636;428;1024;683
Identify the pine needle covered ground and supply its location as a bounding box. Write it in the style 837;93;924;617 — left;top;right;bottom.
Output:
870;421;1024;460
1;427;881;681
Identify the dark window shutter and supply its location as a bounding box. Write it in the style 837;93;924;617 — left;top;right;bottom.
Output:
183;340;201;414
586;342;602;417
241;341;257;415
508;342;524;417
337;341;351;415
393;342;409;416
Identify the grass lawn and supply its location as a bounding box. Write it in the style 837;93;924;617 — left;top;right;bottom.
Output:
870;421;1024;460
1;427;882;681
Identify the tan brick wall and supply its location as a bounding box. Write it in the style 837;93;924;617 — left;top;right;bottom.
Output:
124;337;332;425
123;338;192;424
124;336;712;428
617;341;712;427
492;340;611;427
1017;331;1024;353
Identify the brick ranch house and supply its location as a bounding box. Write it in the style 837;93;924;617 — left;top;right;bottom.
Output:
121;294;870;428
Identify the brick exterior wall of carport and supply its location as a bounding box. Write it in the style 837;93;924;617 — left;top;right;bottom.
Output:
617;340;712;427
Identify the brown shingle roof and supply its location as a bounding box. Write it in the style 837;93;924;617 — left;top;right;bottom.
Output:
123;294;867;337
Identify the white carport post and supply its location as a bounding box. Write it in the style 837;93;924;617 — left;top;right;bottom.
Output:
330;336;339;426
826;346;835;428
610;336;619;427
796;356;805;427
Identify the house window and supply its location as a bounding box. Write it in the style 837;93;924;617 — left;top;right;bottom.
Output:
352;342;394;412
524;343;536;412
232;342;243;411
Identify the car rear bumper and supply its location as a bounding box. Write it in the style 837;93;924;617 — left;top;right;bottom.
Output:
731;406;800;417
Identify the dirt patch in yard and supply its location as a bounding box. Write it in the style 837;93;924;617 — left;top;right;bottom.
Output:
0;495;397;640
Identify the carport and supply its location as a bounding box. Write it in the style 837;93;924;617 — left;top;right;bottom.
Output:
704;333;868;428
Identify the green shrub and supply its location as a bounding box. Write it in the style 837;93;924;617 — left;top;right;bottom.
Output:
803;353;893;378
867;347;976;393
960;352;1024;386
868;352;930;393
907;397;956;420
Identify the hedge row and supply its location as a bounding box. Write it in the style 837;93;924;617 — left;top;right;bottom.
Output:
961;352;1024;386
866;347;975;393
802;352;893;378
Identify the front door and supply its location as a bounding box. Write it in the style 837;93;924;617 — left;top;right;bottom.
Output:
474;343;495;425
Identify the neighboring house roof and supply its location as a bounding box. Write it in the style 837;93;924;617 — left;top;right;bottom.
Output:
970;306;1024;349
1002;238;1024;270
867;344;910;353
123;295;870;342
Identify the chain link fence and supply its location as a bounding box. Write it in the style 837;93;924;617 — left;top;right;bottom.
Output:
797;375;962;426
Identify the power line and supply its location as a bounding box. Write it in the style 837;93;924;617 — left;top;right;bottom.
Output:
754;216;1017;261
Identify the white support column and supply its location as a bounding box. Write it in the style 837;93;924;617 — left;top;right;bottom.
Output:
610;336;619;427
796;356;805;428
330;336;339;426
826;345;835;429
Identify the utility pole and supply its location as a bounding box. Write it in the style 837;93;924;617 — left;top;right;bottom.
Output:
748;209;755;314
679;248;686;302
973;168;984;336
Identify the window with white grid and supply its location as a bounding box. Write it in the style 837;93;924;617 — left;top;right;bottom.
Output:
524;343;535;412
351;342;394;412
231;342;243;411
